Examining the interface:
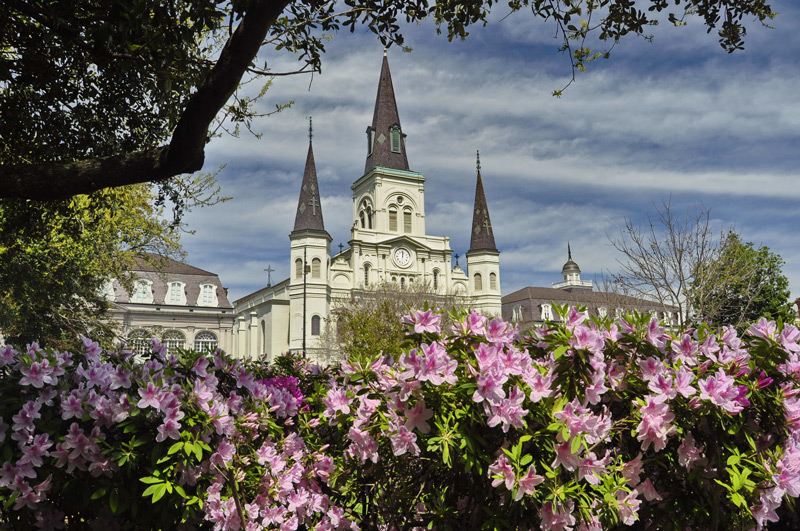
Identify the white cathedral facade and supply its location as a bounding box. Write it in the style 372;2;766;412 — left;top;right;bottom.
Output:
231;54;502;361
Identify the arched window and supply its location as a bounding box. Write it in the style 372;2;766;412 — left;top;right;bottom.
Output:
400;277;406;289
389;208;398;232
390;125;401;153
359;210;365;228
312;257;321;279
489;272;497;290
512;305;524;322
541;304;553;321
295;258;303;279
598;307;608;318
474;272;482;291
433;269;439;291
194;331;218;352
367;206;373;229
162;330;186;354
364;263;370;286
367;129;375;155
126;329;151;356
403;209;412;233
311;315;321;336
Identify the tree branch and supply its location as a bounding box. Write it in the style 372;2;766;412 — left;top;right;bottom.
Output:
0;0;292;200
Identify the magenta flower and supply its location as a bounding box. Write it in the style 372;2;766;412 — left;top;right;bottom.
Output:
18;433;52;468
210;438;236;468
671;334;699;366
137;381;162;409
322;386;351;420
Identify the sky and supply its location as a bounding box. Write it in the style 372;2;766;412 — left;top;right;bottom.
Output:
179;1;800;307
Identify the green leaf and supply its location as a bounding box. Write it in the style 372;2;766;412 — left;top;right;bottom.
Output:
151;483;168;503
109;489;119;514
168;442;184;455
91;487;108;500
727;454;741;466
184;441;194;457
520;454;533;466
553;346;568;360
570;435;582;454
139;476;162;485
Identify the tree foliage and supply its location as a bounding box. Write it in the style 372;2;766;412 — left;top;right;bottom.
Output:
608;201;793;331
0;0;776;200
694;232;794;329
0;185;183;350
317;281;470;364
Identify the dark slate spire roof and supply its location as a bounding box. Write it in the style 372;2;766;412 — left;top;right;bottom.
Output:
364;52;410;174
562;243;581;274
293;137;326;233
469;154;498;253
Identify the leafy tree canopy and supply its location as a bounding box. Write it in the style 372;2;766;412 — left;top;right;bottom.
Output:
694;232;794;330
0;184;185;350
0;0;775;200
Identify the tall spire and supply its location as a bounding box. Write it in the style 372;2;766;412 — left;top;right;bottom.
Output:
364;53;409;174
293;118;326;233
469;151;497;252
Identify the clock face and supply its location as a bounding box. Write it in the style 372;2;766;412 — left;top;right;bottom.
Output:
394;248;411;267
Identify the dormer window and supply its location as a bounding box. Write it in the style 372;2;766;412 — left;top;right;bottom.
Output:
130;279;153;304
166;281;187;305
390;125;401;153
199;284;218;307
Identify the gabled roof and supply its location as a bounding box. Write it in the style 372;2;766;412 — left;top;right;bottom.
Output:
364;53;410;174
293;141;327;233
502;285;674;309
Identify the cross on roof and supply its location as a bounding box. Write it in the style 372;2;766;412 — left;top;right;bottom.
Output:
454;253;460;267
309;195;320;215
476;150;481;173
338;243;344;254
264;265;274;287
307;115;313;142
483;218;492;232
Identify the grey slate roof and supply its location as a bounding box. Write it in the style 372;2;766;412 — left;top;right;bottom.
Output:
117;254;233;309
469;171;498;253
293;142;327;233
502;286;676;324
364;54;410;174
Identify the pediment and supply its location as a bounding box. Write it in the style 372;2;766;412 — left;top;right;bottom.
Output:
376;235;433;252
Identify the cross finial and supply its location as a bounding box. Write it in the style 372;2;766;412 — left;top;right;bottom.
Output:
338;243;344;254
307;116;313;142
568;242;572;260
476;150;481;173
264;265;275;287
454;253;460;267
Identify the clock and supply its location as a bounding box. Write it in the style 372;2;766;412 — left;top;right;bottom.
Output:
394;248;411;267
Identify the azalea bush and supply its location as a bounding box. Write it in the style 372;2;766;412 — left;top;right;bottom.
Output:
2;307;800;530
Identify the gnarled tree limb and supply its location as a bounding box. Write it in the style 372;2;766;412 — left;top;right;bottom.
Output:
0;0;291;200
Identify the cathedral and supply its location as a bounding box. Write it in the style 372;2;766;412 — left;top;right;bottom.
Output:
231;53;502;361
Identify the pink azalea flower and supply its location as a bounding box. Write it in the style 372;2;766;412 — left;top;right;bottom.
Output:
616;488;641;525
636;396;676;452
540;500;576;531
674;366;697;397
390;426;420;456
488;455;514;490
677;432;705;470
137;381;162;409
750;317;777;340
405;400;434;434
402;309;442;335
514;464;544;500
551;441;580;471
635;478;663;501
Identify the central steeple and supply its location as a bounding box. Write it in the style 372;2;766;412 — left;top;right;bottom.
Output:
364;52;410;174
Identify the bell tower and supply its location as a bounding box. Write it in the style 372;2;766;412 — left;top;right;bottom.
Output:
466;152;501;316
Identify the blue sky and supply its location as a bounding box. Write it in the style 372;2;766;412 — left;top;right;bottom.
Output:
180;1;800;307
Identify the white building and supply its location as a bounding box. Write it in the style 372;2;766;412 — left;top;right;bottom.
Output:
232;53;502;361
109;254;235;355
